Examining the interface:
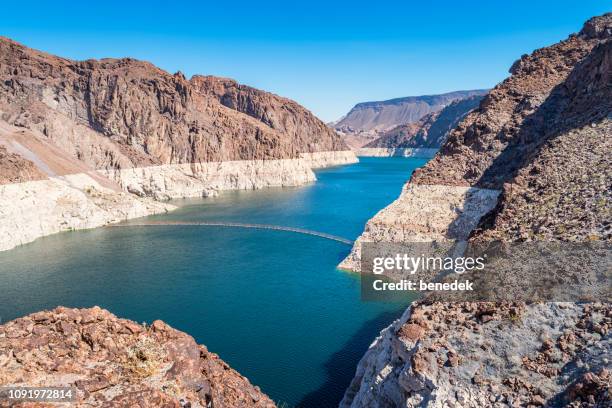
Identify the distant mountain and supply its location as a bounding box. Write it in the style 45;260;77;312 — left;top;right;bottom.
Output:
334;90;488;136
365;94;484;148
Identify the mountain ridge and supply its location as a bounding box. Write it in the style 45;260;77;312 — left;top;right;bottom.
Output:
0;36;349;171
350;89;488;110
335;89;488;136
364;94;484;149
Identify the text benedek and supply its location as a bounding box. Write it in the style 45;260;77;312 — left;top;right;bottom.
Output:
372;279;474;291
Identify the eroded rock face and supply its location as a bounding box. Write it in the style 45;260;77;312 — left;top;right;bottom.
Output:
471;41;612;243
0;307;276;408
341;302;610;408
340;13;611;408
411;14;611;190
342;12;611;276
192;76;346;154
0;37;348;171
0;145;45;184
0;174;174;251
338;185;500;271
0;38;357;251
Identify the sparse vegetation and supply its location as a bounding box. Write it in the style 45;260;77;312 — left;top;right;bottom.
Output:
123;336;166;378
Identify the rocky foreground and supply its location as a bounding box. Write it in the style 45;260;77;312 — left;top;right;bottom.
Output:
340;13;611;408
342;302;610;407
0;307;276;408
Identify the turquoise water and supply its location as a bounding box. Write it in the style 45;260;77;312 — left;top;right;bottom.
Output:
0;157;426;407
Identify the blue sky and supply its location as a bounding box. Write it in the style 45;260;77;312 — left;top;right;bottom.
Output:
2;1;608;121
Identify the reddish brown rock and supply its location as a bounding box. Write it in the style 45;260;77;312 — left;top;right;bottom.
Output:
397;323;426;342
0;145;46;184
0;307;275;407
0;36;348;181
192;75;345;153
411;13;611;190
471;39;612;242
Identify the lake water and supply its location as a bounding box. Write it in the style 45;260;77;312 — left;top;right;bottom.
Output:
0;157;427;407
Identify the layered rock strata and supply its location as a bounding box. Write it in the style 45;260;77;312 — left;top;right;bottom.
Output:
338;185;500;271
98;159;314;201
299;150;359;168
0;307;276;407
97;151;358;201
340;14;611;408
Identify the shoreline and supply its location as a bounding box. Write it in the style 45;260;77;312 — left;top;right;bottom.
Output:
355;147;438;158
0;151;357;252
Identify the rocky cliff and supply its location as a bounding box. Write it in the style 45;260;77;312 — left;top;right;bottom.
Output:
340;13;611;407
0;37;357;251
192;75;346;154
0;307;276;407
0;37;350;167
410;16;610;190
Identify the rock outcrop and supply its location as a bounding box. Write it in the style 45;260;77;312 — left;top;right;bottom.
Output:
0;307;276;407
0;37;350;168
192;75;347;154
342;302;610;408
338;184;500;271
340;13;611;408
0;37;357;251
0;144;45;184
471;39;611;243
340;12;611;271
411;15;611;189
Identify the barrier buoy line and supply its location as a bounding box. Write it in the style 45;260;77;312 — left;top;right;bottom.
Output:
106;221;354;245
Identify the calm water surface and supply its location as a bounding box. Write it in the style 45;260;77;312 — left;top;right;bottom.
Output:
0;157;426;407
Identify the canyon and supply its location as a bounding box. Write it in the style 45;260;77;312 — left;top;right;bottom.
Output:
0;37;356;251
340;13;611;408
0;11;610;408
0;156;419;408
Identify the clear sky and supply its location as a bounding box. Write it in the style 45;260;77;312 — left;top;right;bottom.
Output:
1;1;608;122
